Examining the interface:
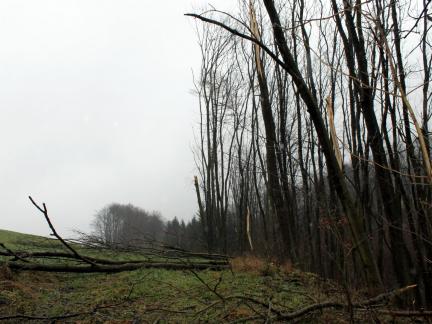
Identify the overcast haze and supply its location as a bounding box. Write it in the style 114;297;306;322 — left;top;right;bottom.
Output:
0;0;232;236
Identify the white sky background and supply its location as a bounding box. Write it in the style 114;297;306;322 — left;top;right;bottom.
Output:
0;0;234;237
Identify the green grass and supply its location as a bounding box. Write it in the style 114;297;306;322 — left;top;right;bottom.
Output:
0;229;66;255
1;268;325;322
0;229;172;264
0;229;52;246
0;229;354;322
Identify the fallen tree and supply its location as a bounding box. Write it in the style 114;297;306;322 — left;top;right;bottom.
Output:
0;197;229;273
4;259;228;273
0;249;228;267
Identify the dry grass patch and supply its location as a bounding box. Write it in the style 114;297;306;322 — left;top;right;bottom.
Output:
231;255;267;274
231;255;293;276
0;263;13;281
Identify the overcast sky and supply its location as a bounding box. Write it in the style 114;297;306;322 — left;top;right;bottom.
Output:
0;0;233;237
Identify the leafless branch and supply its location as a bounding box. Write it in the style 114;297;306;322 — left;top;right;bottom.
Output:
28;196;98;267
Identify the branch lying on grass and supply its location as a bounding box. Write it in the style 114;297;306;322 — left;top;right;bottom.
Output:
0;310;103;322
372;310;432;317
264;284;418;321
193;279;419;322
189;268;225;301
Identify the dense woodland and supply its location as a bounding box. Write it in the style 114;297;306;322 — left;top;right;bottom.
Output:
185;0;432;307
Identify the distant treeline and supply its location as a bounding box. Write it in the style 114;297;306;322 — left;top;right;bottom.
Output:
90;203;205;251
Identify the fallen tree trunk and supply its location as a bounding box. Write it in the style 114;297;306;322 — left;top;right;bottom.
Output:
3;260;229;273
0;250;229;266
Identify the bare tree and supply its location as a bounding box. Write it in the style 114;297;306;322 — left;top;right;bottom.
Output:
91;203;165;247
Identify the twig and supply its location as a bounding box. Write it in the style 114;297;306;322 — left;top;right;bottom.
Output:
188;268;226;302
372;310;432;317
0;300;128;321
358;285;417;307
228;315;262;323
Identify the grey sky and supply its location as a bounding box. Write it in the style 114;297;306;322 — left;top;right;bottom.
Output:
0;1;232;236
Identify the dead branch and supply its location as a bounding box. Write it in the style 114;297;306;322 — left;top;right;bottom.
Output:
193;285;419;322
28;196;97;267
373;310;432;317
276;284;418;321
188;268;225;301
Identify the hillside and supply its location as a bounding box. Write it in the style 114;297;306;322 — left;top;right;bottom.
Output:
0;229;49;245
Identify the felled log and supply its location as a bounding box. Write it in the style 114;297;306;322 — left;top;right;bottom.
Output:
3;259;229;273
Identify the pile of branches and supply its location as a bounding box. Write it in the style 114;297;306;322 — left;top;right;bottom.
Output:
72;231;228;261
0;197;229;273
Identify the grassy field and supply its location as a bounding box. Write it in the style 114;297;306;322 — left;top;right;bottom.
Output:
0;229;405;323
